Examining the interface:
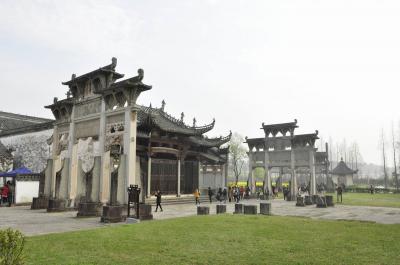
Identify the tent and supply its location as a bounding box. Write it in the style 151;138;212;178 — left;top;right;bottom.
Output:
0;167;33;177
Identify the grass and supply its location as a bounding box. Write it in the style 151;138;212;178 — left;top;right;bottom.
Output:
327;192;400;208
25;215;400;265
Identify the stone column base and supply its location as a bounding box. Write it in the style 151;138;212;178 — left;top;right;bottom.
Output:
296;196;305;207
216;204;226;214
101;205;126;223
325;195;334;207
244;205;257;215
77;202;102;217
47;199;66;212
234;203;243;214
304;196;313;205
197;206;209;215
31;196;49;209
260;202;271;215
316;196;327;208
138;203;153;220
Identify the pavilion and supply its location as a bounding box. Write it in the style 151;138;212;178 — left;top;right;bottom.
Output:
330;158;357;187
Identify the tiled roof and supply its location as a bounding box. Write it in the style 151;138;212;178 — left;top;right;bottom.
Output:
330;159;357;175
0;111;53;133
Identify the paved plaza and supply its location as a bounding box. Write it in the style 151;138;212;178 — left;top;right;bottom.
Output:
1;199;400;236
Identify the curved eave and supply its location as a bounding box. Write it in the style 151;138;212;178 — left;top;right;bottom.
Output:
188;131;232;147
139;106;216;136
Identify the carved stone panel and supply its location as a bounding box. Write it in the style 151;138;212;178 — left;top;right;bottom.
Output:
77;137;95;173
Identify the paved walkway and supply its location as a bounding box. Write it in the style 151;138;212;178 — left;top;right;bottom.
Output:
1;199;400;236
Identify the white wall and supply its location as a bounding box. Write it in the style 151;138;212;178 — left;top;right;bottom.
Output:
15;180;39;204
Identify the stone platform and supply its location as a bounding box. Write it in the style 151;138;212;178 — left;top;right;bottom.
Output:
31;196;49;209
77;202;102;217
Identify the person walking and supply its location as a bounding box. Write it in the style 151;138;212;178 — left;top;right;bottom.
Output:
228;186;233;202
194;188;201;205
222;188;227;203
1;183;9;206
155;190;163;212
337;185;343;203
7;181;14;207
208;187;213;203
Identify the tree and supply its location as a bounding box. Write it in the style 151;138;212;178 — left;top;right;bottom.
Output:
228;133;248;184
380;128;388;188
391;123;399;191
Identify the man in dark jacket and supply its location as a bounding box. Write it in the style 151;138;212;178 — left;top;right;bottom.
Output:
208;187;213;203
155;190;163;212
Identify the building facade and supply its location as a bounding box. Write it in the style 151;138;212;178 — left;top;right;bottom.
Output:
245;120;329;199
1;58;230;213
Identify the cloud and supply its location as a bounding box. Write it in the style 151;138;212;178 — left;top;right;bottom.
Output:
0;0;143;56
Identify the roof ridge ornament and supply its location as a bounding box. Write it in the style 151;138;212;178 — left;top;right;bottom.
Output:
111;57;117;70
161;100;166;111
180;112;184;123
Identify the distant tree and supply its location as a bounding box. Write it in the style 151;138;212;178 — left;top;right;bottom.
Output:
228;133;248;184
380;128;388;188
391;123;399;191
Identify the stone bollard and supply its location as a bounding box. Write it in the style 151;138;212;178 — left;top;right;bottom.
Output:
316;196;327;208
47;199;66;212
260;202;271;215
244;205;257;215
77;202;102;217
234;203;243;214
325;195;334;207
101;205;126;223
31;195;49;210
216;204;226;214
197;206;210;215
304;196;313;205
296;196;305;207
312;195;319;204
139;204;153;220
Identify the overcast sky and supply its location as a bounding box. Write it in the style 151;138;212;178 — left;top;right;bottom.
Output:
1;0;400;165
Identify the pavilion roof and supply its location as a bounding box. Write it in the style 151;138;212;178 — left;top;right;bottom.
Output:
330;158;357;175
261;119;298;137
138;105;216;136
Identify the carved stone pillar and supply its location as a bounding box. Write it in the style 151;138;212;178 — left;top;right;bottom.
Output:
50;125;59;198
98;98;107;203
147;156;152;197
177;158;181;197
198;160;203;189
309;149;316;195
290;149;297;200
67;105;76;207
123;107;138;204
248;152;254;192
264;149;272;197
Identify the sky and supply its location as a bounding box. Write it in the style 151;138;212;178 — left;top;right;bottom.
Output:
1;0;400;165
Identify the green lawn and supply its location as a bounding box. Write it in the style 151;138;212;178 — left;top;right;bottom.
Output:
25;215;400;265
327;192;400;208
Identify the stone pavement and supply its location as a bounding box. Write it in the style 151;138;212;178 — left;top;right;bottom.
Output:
1;199;400;236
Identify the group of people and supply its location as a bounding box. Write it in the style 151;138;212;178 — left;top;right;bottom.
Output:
193;186;253;205
0;181;14;207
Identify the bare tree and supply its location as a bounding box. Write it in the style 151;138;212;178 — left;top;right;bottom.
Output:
228;133;248;184
380;128;388;188
391;123;399;191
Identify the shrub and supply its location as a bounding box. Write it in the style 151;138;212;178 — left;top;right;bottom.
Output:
0;228;25;265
